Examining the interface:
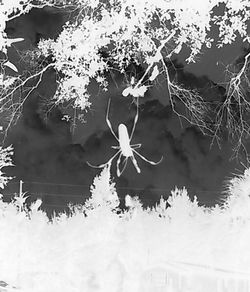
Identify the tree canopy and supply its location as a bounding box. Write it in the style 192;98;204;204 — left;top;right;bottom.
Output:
0;0;250;158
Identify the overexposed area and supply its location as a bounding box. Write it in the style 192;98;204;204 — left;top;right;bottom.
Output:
1;165;250;292
1;1;250;292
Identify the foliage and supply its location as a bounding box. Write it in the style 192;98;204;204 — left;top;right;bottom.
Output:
85;163;120;211
1;0;250;155
0;0;54;131
36;0;250;107
222;167;250;220
1;167;250;291
0;144;13;189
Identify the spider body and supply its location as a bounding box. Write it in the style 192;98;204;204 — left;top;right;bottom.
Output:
87;98;163;177
117;124;133;157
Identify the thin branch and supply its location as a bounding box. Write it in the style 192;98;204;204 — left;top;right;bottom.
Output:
1;63;56;140
213;52;250;159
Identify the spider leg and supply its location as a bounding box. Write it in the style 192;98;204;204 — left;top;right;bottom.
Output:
106;98;119;141
131;143;141;149
133;149;163;165
130;154;141;173
116;152;123;177
111;145;120;149
130;96;139;140
87;150;121;169
120;158;128;176
117;153;128;177
87;160;111;169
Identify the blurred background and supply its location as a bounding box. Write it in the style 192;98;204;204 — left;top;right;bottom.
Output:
1;7;249;217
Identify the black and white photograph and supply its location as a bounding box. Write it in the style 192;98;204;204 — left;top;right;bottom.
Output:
0;0;250;291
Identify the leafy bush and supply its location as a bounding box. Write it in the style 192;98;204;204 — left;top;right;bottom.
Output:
0;166;250;291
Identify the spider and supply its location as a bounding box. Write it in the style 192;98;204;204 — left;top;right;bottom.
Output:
87;98;163;177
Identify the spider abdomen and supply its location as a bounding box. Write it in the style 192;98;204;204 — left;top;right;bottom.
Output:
118;124;133;157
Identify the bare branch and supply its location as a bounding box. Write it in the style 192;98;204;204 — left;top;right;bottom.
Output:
160;57;213;136
0;63;55;139
213;52;250;160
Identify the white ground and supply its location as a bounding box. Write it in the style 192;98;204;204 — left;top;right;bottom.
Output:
1;166;250;292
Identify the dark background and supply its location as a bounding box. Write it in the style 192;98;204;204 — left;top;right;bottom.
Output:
1;7;249;217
